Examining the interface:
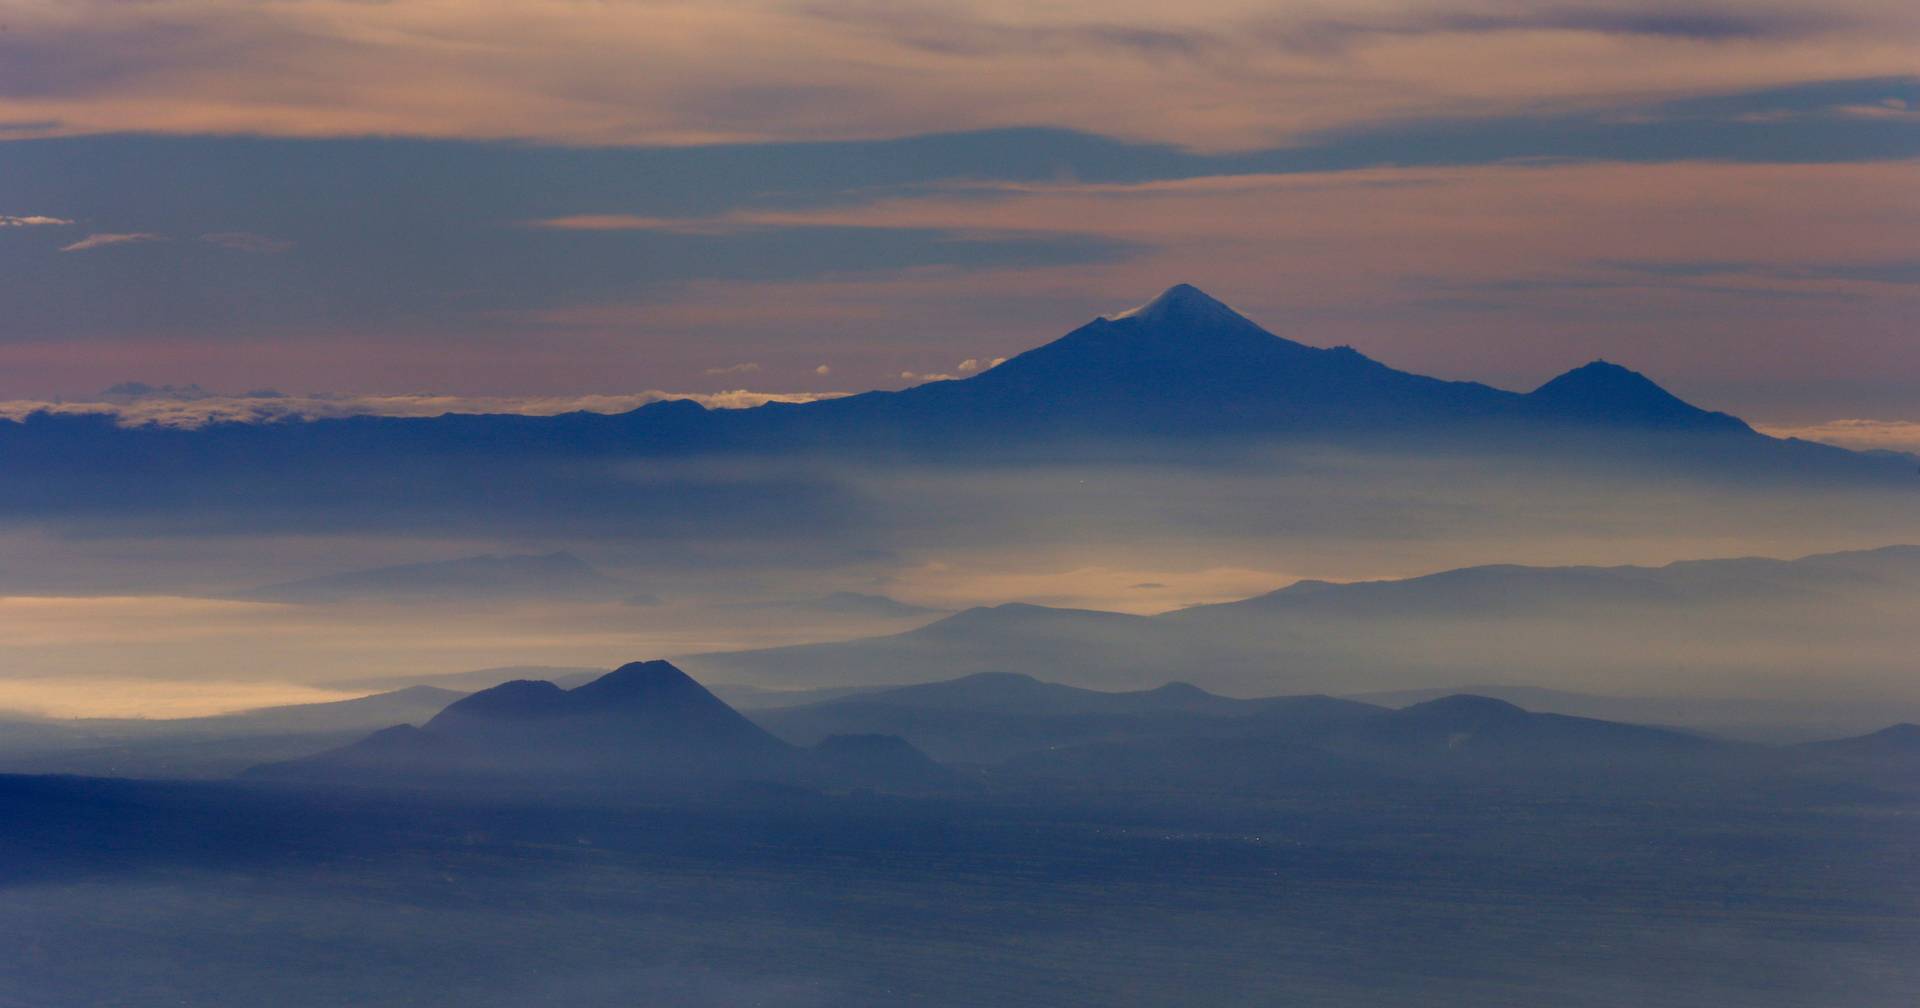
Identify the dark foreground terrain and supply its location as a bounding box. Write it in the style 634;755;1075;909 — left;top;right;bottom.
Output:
2;771;1915;1007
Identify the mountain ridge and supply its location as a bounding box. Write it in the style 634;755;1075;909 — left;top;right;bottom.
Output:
250;660;952;793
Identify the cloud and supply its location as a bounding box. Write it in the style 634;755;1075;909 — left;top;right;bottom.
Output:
815;364;832;375
59;232;162;253
0;1;1914;149
0;388;848;428
1272;5;1854;51
703;362;762;376
530;214;745;235
956;357;1006;372
1755;418;1920;454
201;231;292;253
0;215;72;227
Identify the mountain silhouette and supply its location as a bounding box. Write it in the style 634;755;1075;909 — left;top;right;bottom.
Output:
1798;723;1920;780
1334;694;1717;764
1002;689;1729;793
0;285;1903;544
681;545;1920;701
1523;360;1748;431
747;671;1382;764
250;660;948;792
759;283;1571;445
694;282;1809;454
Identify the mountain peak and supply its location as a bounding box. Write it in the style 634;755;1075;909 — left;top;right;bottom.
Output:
1527;360;1747;432
569;659;722;708
1535;360;1669;396
1104;283;1243;325
428;679;570;726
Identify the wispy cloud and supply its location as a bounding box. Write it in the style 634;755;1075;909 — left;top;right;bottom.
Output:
1;214;73;227
530;215;745;235
703;362;762;376
2;1;1913;148
1756;418;1920;454
59;232;163;253
0;388;848;429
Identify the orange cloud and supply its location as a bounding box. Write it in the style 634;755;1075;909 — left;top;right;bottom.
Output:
0;1;1915;147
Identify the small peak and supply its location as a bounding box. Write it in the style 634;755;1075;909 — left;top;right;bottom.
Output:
1402;694;1529;719
579;659;701;694
1526;359;1744;431
431;679;568;723
1530;360;1713;411
1103;283;1243;325
1535;359;1662;393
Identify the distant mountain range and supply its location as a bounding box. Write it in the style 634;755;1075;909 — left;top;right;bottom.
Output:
749;284;1764;449
246;663;1918;799
680;545;1920;731
748;669;1919;796
250;660;955;793
1;283;1909;557
0;284;1904;484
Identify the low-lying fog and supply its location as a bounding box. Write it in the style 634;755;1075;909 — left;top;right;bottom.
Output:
2;444;1915;718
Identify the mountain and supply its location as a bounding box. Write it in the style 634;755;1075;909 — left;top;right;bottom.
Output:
680;546;1920;724
1005;692;1731;794
710;284;1809;456
1337;685;1876;742
1327;694;1719;767
250;660;949;793
1178;543;1920;624
1797;722;1920;784
1521;360;1749;431
1;285;1905;555
807;734;961;791
746;671;1381;764
685;604;1177;694
761;284;1520;445
236;551;634;604
2;284;1897;476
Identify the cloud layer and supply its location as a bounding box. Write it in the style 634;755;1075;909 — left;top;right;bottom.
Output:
0;389;845;428
2;1;1916;148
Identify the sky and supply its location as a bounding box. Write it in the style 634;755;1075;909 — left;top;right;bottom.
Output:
0;1;1916;430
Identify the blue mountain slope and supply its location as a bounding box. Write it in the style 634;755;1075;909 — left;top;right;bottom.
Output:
250;660;953;793
0;285;1905;537
0;284;1855;460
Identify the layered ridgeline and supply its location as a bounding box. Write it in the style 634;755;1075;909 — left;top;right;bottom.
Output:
754;284;1760;448
240;662;1920;797
249;660;955;793
0;284;1900;469
679;545;1920;736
